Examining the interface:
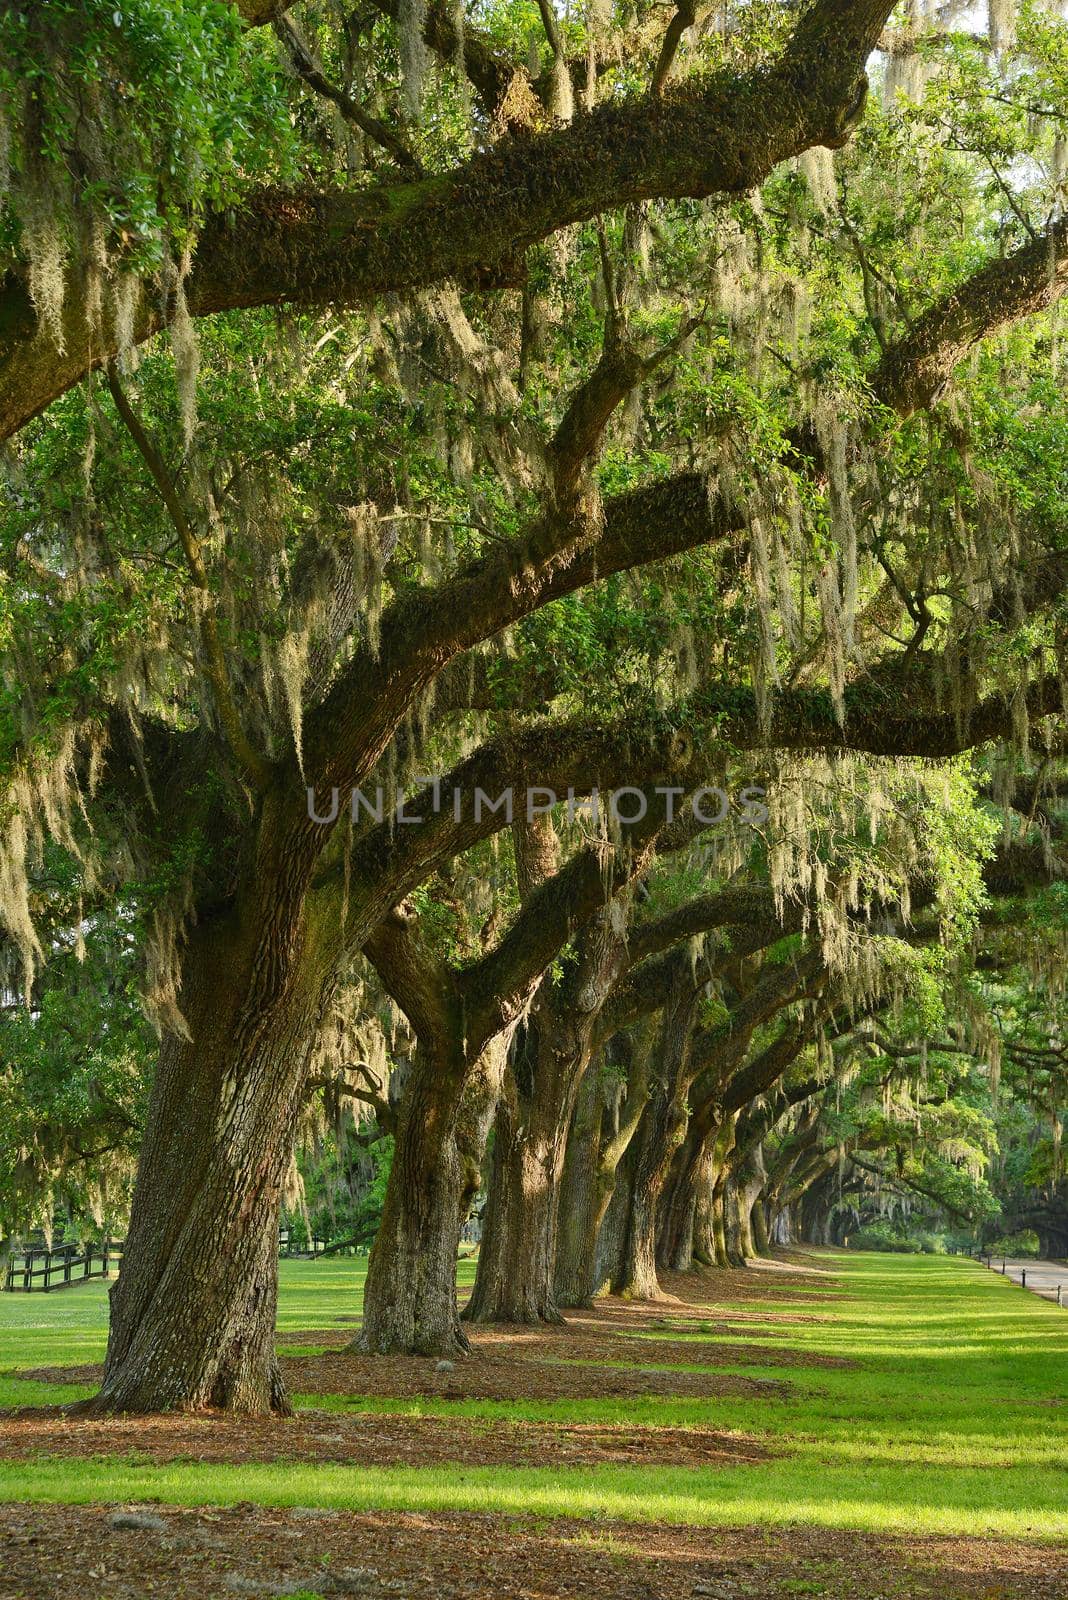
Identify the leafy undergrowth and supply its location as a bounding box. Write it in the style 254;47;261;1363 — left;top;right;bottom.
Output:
2;1251;1068;1597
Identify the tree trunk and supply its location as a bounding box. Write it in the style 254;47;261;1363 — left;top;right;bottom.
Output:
360;1040;505;1355
595;1140;636;1294
751;1193;770;1254
725;1175;754;1263
466;871;634;1325
656;1127;702;1273
711;1182;731;1266
614;979;698;1299
464;1049;576;1324
667;1185;698;1272
555;1042;652;1307
693;1180;717;1267
92;911;330;1415
658;1117;728;1273
553;1067;604;1308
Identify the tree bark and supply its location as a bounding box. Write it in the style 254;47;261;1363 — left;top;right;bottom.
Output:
465;863;633;1324
555;1034;652;1306
359;1039;505;1355
725;1174;754;1263
553;1066;604;1309
751;1193;770;1255
464;1047;575;1324
91;910;330;1415
693;1179;717;1268
614;977;698;1298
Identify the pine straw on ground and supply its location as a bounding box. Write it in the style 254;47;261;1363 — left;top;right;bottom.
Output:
3;1504;1067;1600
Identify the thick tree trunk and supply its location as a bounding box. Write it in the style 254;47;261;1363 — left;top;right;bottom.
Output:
464;1050;577;1324
658;1117;729;1273
360;1040;504;1355
555;1044;651;1306
656;1132;699;1273
92;912;329;1415
693;1180;717;1267
595;1140;635;1294
360;1109;471;1356
466;860;635;1324
710;1182;731;1267
725;1175;754;1263
667;1184;698;1272
618;1181;663;1300
553;1068;603;1308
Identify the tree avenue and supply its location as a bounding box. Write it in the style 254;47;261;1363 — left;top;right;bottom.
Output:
0;0;1066;1416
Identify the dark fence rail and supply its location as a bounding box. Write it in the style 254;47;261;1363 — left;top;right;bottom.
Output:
3;1240;124;1293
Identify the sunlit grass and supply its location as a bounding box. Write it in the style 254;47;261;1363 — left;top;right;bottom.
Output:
2;1252;1067;1539
1;1452;1066;1539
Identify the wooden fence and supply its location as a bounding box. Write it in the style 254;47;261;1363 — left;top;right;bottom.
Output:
3;1240;124;1293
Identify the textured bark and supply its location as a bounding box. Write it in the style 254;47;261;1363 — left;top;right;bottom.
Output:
358;1072;471;1356
666;1160;699;1271
595;1142;636;1293
359;1036;506;1356
553;1067;604;1309
464;1065;568;1324
751;1193;771;1255
555;1035;652;1305
871;215;1068;416
658;1118;722;1272
709;1182;730;1269
725;1174;755;1263
466;854;634;1324
614;976;699;1299
91;908;331;1415
692;1179;716;1268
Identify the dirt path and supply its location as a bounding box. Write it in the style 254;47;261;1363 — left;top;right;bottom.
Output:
0;1408;772;1470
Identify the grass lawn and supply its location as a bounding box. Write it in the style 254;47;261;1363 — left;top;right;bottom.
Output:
1;1251;1067;1547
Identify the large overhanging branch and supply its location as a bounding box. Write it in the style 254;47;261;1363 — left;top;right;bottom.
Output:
304;469;729;792
324;638;1067;1020
688;950;828;1096
699;665;1066;760
0;0;891;439
848;1150;974;1225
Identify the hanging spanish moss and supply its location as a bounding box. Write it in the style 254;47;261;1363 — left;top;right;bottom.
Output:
398;0;429;118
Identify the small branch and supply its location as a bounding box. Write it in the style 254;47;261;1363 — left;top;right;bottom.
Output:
536;0;566;61
274;16;424;175
651;1;696;98
548;308;703;501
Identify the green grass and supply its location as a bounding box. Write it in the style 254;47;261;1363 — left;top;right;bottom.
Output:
0;1254;478;1406
2;1253;1067;1540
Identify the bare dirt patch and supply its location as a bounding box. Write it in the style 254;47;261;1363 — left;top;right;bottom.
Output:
2;1504;1066;1600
